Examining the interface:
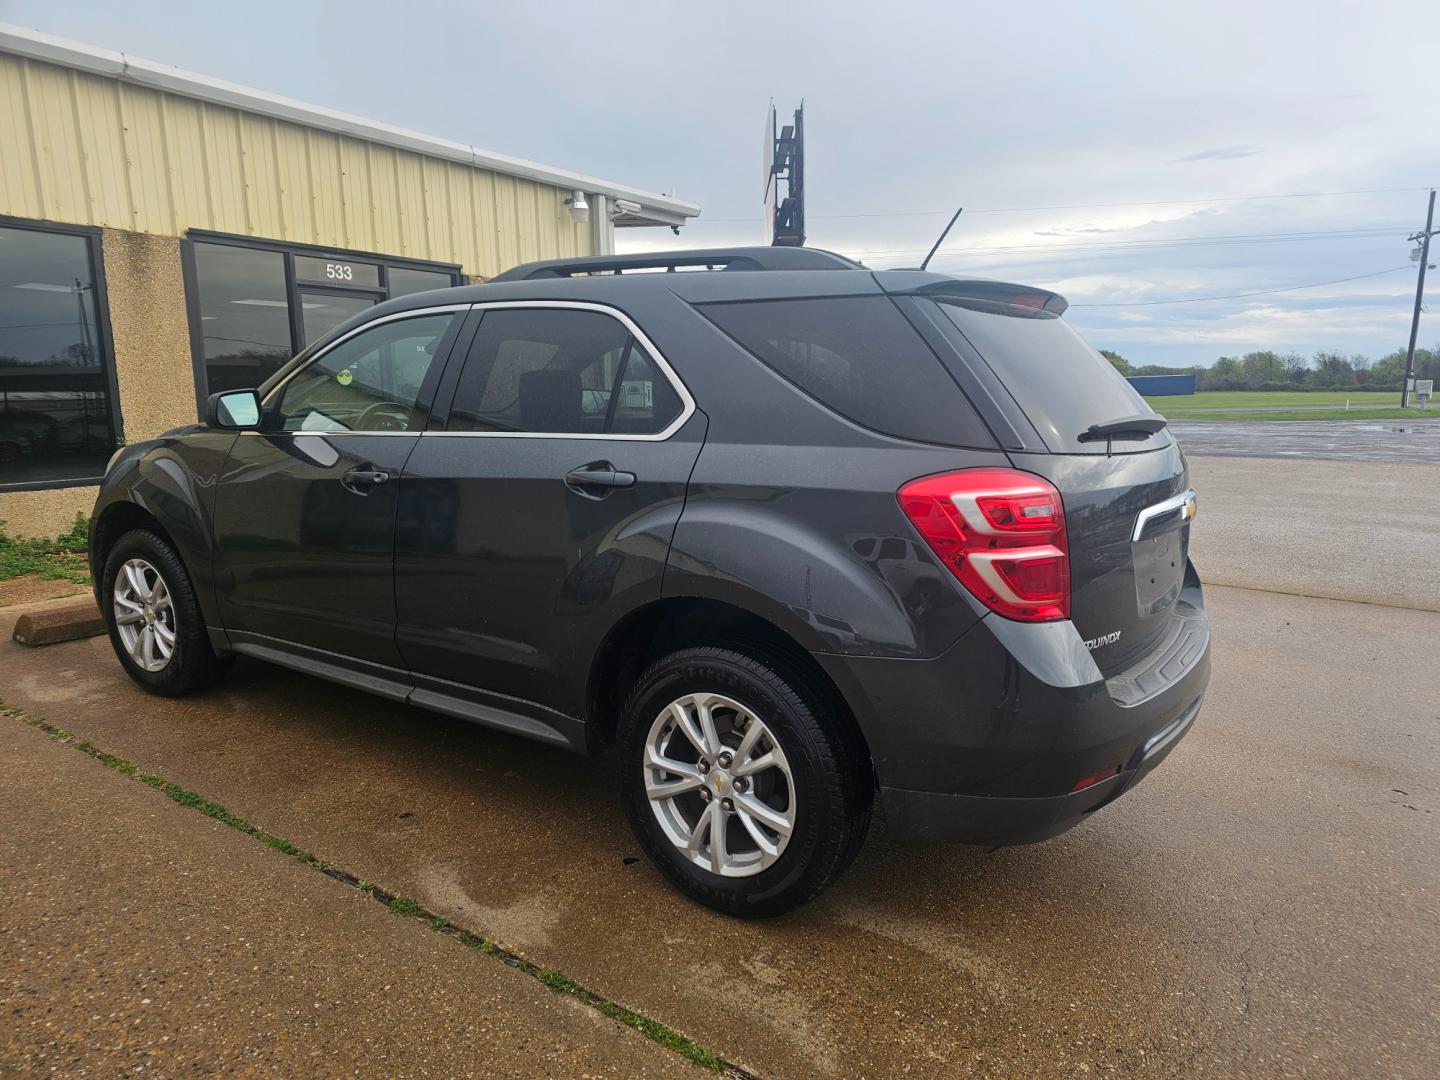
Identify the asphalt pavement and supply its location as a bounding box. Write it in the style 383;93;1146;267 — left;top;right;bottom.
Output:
1169;418;1440;464
1;451;1437;1077
1186;454;1440;612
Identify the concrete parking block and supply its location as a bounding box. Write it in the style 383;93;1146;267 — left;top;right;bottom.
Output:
11;594;105;647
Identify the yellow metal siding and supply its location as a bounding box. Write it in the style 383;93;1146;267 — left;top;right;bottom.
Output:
0;52;592;274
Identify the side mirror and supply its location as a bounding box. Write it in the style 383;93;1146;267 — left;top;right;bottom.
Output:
207;389;262;430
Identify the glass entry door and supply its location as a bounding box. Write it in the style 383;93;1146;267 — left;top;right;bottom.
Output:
299;289;377;347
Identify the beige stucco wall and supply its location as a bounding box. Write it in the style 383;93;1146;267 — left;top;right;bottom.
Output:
0;485;94;539
102;230;195;444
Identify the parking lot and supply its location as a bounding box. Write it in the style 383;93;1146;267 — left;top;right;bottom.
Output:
1169;419;1440;465
3;451;1438;1078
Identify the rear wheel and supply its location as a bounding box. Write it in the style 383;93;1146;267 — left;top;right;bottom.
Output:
101;529;232;696
619;646;871;917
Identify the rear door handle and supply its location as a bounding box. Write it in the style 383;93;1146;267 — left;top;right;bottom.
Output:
564;462;636;497
341;466;391;494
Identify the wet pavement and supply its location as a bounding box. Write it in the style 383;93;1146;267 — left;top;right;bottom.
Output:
2;577;1436;1077
1169;418;1440;464
1;720;704;1078
1186;455;1440;612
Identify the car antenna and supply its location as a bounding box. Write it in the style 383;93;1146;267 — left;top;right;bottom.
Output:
919;207;964;271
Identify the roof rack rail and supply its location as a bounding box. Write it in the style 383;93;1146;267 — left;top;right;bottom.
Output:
490;246;863;282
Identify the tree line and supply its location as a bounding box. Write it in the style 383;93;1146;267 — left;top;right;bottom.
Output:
1099;346;1440;392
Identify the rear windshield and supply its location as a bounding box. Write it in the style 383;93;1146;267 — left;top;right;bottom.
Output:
697;296;993;448
932;299;1168;454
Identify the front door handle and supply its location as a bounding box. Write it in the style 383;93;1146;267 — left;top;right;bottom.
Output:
341;466;391;494
564;461;637;497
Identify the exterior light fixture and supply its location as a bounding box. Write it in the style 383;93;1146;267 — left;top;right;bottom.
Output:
566;191;590;224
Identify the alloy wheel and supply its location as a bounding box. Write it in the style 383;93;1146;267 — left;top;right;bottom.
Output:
643;692;796;878
112;557;176;673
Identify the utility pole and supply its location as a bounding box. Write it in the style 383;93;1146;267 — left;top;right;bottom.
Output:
1401;188;1436;408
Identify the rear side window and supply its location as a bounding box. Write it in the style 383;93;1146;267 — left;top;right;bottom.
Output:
446;308;683;436
697;297;991;447
932;300;1166;454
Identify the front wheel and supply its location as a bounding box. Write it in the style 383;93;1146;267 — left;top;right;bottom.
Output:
619;646;871;917
101;529;233;696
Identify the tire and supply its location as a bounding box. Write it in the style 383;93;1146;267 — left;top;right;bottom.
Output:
101;528;233;696
619;646;871;917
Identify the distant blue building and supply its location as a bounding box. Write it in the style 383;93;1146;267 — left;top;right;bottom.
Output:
1127;374;1196;396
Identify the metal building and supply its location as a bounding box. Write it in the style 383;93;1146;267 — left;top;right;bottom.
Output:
0;24;699;535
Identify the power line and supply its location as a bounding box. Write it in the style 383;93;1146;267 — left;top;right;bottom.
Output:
689;185;1437;224
1068;265;1413;308
851;225;1412;261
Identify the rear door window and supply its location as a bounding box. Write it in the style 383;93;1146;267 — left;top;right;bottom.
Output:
445;307;683;436
697;296;993;448
931;299;1168;454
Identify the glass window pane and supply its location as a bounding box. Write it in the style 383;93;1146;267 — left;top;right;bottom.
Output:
293;255;380;288
387;266;456;298
447;309;633;434
0;226;115;487
276;313;458;432
192;242;293;394
300;291;376;347
932;299;1164;454
698;297;989;447
608;343;682;435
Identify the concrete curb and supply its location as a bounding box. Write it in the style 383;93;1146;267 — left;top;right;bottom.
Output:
12;596;106;647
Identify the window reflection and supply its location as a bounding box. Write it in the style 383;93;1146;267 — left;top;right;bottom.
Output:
189;239;460;405
387;266;456;298
0;226;115;487
192;243;293;395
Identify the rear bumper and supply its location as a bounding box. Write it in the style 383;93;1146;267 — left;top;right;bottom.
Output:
815;570;1210;845
879;690;1203;844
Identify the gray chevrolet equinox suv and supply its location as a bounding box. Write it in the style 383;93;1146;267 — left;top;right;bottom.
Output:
90;246;1210;916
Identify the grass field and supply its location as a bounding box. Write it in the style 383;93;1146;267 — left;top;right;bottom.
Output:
1142;390;1402;410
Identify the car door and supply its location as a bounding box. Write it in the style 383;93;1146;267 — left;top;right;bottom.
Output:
211;306;467;682
394;302;705;728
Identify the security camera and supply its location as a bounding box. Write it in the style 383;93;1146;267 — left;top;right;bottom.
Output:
611;198;643;218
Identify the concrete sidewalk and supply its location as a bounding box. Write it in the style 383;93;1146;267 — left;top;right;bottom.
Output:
0;720;705;1078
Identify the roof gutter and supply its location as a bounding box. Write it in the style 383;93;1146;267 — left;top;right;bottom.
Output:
0;22;702;228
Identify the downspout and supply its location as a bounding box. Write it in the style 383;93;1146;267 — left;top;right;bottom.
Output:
590;193;614;256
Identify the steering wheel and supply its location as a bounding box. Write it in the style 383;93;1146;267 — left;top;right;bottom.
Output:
356;401;411;432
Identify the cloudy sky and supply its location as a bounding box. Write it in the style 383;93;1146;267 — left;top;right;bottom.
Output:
6;0;1437;367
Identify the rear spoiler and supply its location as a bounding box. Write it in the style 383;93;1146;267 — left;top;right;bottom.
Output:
881;274;1069;316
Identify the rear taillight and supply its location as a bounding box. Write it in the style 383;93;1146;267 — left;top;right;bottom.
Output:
898;468;1070;622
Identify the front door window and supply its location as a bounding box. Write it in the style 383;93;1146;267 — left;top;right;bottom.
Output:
275;312;459;433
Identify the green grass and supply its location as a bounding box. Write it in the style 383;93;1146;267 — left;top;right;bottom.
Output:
0;513;91;584
1144;390;1401;410
1165;407;1433;422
